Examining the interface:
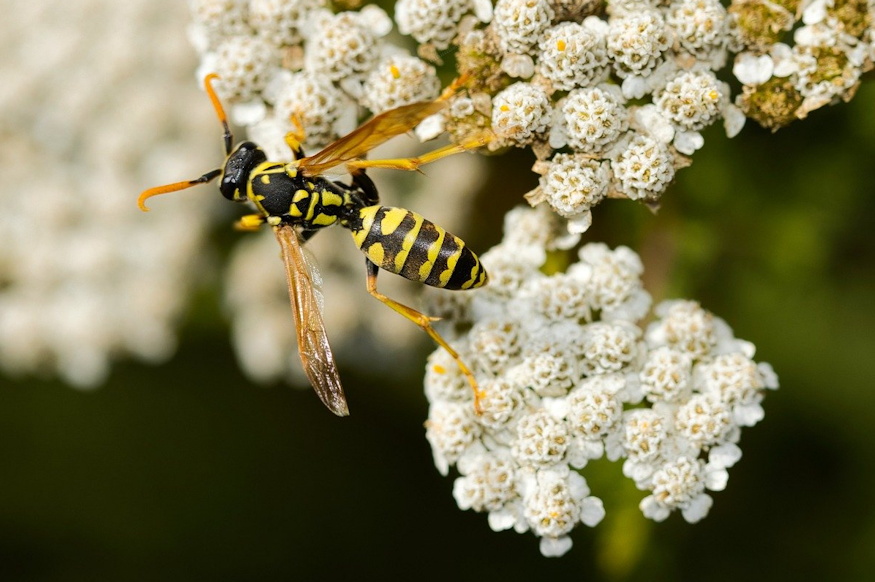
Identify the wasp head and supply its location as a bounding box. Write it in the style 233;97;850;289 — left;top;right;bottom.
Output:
220;141;266;202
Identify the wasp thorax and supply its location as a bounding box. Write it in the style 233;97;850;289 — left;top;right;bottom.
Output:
220;141;266;201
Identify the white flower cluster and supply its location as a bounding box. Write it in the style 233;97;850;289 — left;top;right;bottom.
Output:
189;1;453;154
408;0;874;228
731;0;875;128
396;0;480;51
0;0;212;386
423;207;778;557
416;0;747;234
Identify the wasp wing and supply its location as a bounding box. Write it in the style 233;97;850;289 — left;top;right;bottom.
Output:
274;224;349;416
296;99;448;176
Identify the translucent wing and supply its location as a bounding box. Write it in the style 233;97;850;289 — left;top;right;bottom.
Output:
297;99;447;176
274;224;349;416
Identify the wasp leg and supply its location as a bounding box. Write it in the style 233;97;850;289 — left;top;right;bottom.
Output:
365;259;484;413
284;113;307;160
234;213;267;231
299;228;321;243
345;133;491;174
350;170;380;206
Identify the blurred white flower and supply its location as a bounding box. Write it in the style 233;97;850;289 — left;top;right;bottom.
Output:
0;0;213;387
249;0;325;47
302;11;380;82
212;35;278;101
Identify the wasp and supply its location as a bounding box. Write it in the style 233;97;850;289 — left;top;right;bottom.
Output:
138;74;489;416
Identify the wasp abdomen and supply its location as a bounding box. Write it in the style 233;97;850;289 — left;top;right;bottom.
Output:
350;206;488;290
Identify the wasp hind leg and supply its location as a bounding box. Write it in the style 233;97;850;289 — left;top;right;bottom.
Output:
364;260;484;413
345;133;492;174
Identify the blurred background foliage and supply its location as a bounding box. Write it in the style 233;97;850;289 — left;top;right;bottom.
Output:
2;3;875;581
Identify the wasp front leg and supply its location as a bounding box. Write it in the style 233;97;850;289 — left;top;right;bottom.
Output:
234;213;267;231
364;260;484;413
284;112;308;160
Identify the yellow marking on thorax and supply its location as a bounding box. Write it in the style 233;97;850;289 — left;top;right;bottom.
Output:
287;189;308;217
379;209;407;236
245;181;265;212
260;174;271;185
311;213;336;226
252;161;285;177
305;189;320;221
284;164;297;178
393;214;424;273
320;190;344;208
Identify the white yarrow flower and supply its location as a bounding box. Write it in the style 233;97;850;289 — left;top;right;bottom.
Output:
493;0;555;55
611;134;676;201
492;82;553;145
561;85;629;153
424;209;778;549
538;20;610;91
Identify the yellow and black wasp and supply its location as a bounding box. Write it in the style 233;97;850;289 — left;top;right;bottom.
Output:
138;74;488;416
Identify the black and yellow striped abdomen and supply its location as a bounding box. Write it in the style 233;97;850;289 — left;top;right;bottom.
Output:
349;206;488;290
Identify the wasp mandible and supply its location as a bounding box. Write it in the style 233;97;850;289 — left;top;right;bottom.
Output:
138;74;489;416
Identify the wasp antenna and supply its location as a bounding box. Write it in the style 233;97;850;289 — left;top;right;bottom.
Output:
137;168;221;211
204;73;234;155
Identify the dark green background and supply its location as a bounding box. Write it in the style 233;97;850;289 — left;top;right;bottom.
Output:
1;76;873;580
